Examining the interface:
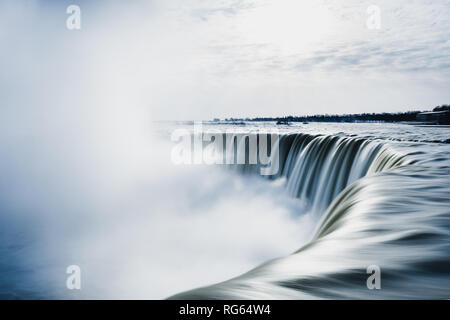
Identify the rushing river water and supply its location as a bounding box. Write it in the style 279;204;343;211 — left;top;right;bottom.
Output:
170;122;450;299
1;123;449;299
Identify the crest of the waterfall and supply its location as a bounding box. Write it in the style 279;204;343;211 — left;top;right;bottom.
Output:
284;136;388;214
232;132;412;216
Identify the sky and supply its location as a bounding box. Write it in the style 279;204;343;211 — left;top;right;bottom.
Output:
0;0;449;120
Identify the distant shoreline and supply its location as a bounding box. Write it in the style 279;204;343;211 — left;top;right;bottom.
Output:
214;105;450;125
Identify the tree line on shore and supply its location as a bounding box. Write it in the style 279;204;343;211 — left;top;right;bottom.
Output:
222;104;450;123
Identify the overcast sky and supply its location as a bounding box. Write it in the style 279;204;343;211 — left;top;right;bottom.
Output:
1;0;449;120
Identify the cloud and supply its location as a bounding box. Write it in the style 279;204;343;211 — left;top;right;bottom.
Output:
0;0;449;118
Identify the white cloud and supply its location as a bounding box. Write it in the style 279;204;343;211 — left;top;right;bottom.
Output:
0;0;449;118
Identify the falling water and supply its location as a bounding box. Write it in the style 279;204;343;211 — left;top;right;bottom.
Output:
170;125;450;300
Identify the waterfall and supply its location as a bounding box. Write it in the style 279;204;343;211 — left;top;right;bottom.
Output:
233;133;411;215
169;131;450;300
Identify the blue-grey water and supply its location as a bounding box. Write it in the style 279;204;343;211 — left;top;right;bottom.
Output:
1;123;449;299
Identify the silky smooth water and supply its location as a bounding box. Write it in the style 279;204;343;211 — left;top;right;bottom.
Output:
1;123;449;299
170;122;450;299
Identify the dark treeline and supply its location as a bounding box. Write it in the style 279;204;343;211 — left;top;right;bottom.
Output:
223;105;450;123
433;105;450;112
